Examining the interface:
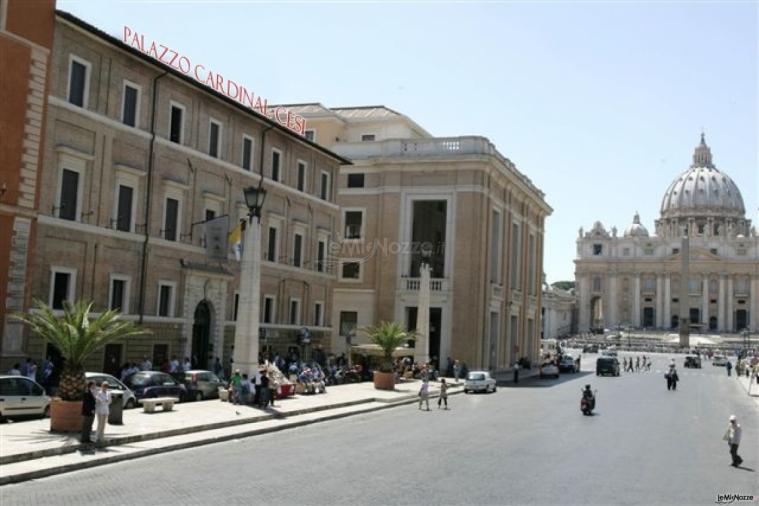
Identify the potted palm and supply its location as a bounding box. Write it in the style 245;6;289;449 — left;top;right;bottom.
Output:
14;300;145;432
362;321;415;390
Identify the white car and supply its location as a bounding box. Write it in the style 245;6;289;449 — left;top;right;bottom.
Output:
712;356;728;367
539;363;560;378
464;371;497;393
86;372;137;409
0;375;50;420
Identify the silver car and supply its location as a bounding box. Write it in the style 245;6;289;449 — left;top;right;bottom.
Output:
0;375;50;420
85;372;137;409
464;371;497;393
183;370;225;401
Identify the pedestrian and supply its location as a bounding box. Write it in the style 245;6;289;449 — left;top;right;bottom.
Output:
666;365;679;391
229;369;242;405
241;374;251;405
722;415;743;467
253;367;262;405
437;378;449;410
418;379;430;411
453;360;461;384
7;363;21;375
513;361;520;384
635;357;640;372
141;356;152;371
81;380;97;444
623;357;628;371
94;381;112;444
26;359;37;381
259;368;270;408
182;356;191;372
213;357;223;378
726;360;732;377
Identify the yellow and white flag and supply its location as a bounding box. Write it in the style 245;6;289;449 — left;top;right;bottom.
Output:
228;220;244;261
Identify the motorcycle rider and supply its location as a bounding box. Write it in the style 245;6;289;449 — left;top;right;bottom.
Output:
581;384;595;411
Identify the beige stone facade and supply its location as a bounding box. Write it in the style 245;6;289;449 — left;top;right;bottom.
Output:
575;136;759;335
19;13;347;375
284;105;552;371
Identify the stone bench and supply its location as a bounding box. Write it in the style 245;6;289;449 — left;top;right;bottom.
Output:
138;397;179;413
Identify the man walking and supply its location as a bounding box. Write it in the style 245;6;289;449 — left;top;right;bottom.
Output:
94;381;112;444
453;360;461;384
726;360;733;377
81;381;96;445
418;379;430;411
437;378;449;410
723;415;743;467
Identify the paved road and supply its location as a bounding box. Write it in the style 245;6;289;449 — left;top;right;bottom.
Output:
1;353;756;506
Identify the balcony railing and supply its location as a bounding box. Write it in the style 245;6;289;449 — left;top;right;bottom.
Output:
402;277;449;292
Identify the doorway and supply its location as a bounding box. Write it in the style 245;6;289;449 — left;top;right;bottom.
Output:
671;315;679;329
736;310;748;332
103;344;122;377
404;306;442;368
192;300;212;369
709;316;718;331
643;307;655;328
689;308;700;326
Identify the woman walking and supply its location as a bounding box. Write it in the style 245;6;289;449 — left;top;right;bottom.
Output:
418;379;430;411
437;378;449;410
95;382;112;444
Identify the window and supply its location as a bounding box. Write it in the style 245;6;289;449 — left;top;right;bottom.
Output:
510;223;520;289
293;233;303;267
644;247;654;256
347;173;365;188
233;293;239;321
643;278;656;291
209;119;222;158
737;248;747;257
688;278;701;294
304;129;315;142
592;277;602;291
341;261;361;280
271;150;281;181
50;268;75;310
361;134;375;142
623;247;630;257
710;248;718;255
115;184;134;232
205;209;216;222
672;248;680;255
297;161;306;192
317;239;327;273
157;282;176;317
267;226;278;262
58;168;81;221
289;299;301;325
121;81;140;127
241;135;253;171
67;56;89;108
320;171;330;200
314;302;323;327
163;197;179;241
339;311;358;336
528;234;536;295
490;209;502;283
344;211;363;239
263;296;275;323
592;244;603;255
169;102;184;144
109;276;130;313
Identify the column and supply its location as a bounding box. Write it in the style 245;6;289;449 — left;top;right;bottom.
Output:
718;275;726;332
415;263;431;365
702;275;709;327
579;275;590;332
664;275;671;330
633;274;641;328
656;274;663;328
608;275;618;328
726;276;734;332
233;216;262;377
751;276;759;332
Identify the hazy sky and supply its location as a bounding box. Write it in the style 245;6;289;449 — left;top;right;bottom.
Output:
58;0;758;283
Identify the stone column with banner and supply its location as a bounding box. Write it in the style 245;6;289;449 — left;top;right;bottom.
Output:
415;263;431;365
233;219;262;377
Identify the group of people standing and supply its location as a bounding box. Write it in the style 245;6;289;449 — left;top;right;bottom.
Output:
622;356;652;373
227;367;277;408
81;381;112;445
418;378;449;411
7;357;56;392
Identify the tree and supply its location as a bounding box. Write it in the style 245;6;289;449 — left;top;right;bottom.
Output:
14;300;146;401
362;321;415;372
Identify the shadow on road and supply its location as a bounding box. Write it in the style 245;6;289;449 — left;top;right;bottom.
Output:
499;371;594;388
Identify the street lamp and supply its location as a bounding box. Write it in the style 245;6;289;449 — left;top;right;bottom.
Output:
232;184;267;377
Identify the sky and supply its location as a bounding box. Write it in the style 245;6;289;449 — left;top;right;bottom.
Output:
58;0;758;283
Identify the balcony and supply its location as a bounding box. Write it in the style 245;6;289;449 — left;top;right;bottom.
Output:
402;277;450;292
491;284;504;299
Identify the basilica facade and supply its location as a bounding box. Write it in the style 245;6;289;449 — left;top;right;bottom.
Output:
575;135;759;334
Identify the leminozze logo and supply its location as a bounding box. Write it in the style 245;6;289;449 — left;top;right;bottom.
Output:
715;494;756;504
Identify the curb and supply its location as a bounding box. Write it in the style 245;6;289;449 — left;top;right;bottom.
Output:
0;388;465;486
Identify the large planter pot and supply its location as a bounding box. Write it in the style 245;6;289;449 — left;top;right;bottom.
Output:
50;398;82;433
373;371;395;390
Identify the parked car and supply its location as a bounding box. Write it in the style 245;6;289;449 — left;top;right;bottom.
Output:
123;371;186;401
712;355;728;366
596;357;620;376
582;344;599;353
601;349;618;357
85;372;137;409
183;370;224;401
683;356;702;369
464;371;497;393
539;362;560;378
0;375;50;421
558;355;577;373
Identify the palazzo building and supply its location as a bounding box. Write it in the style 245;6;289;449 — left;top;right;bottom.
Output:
280;104;552;371
3;10;349;373
575;135;759;334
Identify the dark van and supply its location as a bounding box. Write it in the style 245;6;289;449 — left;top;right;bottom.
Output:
596;357;620;377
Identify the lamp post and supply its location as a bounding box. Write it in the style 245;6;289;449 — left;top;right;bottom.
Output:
232;184;266;377
414;244;432;366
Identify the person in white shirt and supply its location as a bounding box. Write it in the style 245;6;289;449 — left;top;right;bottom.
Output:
95;382;112;443
141;356;152;371
183;357;192;372
169;356;179;373
8;363;21;375
723;415;743;467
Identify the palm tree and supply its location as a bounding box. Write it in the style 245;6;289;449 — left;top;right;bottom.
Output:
14;300;146;401
362;321;415;373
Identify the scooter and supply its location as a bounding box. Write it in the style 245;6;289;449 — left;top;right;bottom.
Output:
580;389;597;416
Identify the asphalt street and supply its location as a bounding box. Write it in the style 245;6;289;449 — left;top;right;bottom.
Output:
1;352;756;506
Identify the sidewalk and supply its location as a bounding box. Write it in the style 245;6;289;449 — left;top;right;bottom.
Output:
0;378;462;485
735;374;759;409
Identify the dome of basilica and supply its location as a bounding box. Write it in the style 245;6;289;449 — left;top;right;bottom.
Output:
659;134;745;220
624;212;649;238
